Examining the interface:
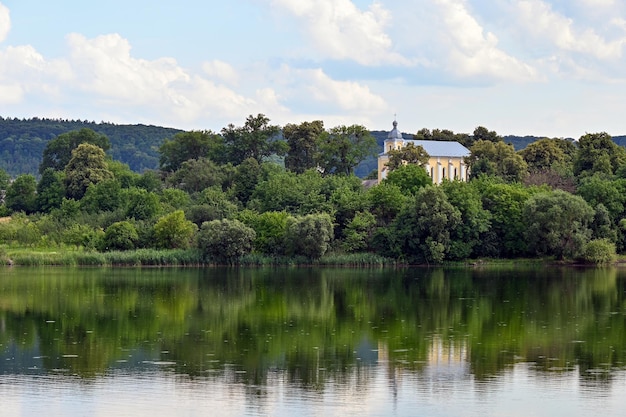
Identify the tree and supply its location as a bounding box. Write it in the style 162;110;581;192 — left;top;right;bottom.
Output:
466;140;528;182
197;219;256;263
166;157;228;194
473;178;540;257
441;180;491;260
342;211;376;253
40;128;110;174
366;182;407;226
36;168;65;213
232;157;261;205
123;187;161;221
472;126;502;143
153;210;197;249
64;143;114;200
384;164;432;195
159;130;224;172
519;138;565;172
238;210;291;255
221;114;285;165
80;179;123;213
284;120;324;173
574;132;626;178
284;213;334;259
393;186;461;264
523;190;594;259
385;143;430;172
0;168;10;191
316;125;378;176
102;221;139;251
5;174;37;213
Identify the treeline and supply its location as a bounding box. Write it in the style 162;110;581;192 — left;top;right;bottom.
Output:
0;114;624;265
0;117;182;176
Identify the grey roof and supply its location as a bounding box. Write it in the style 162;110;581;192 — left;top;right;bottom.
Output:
404;140;470;158
387;120;403;140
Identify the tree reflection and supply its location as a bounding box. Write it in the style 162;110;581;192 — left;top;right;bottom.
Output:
0;266;624;390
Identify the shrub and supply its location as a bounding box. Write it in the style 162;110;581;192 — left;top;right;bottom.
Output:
580;239;615;265
102;221;139;251
197;219;256;263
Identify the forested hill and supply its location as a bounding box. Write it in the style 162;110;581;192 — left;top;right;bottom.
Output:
0;117;182;176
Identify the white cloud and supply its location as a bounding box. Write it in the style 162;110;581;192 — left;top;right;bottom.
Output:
435;0;537;81
280;66;386;112
202;60;239;86
269;0;409;66
0;2;9;44
516;0;626;59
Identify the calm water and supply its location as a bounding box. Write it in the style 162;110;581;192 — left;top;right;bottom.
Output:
0;266;625;416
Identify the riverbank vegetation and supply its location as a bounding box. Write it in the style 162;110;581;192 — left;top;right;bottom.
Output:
0;114;624;266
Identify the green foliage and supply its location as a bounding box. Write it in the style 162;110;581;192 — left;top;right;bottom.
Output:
580;239;615;264
62;223;104;250
197;219;256;263
0;167;9;190
36;168;65;213
153;210;197;249
123;187;161;221
441;180;491;260
523;190;594;259
249;168;332;215
576;175;626;221
474;177;540;257
102;221;139;251
81;179;122;213
159;188;191;210
232;157;261;205
107;159;138;188
284;213;334;259
366;182;407;225
238;210;292;255
283;120;324;173
159;130;224;171
384;163;432;195
467;140;528;182
385;143;430;172
64;143;114;200
165;157;226;193
5;174;37;213
342;211;376;253
519;138;575;172
574;132;626;178
221;114;284;165
40;128;111;174
393;186;462;264
317;125;378;176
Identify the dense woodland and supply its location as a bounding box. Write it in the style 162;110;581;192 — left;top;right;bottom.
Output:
0;113;624;265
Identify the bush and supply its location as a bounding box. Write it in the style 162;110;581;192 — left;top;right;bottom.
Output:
197;219;256;263
580;239;615;265
153;210;197;249
284;213;334;259
102;221;139;251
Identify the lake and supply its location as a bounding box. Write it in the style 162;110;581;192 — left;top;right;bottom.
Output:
0;266;625;416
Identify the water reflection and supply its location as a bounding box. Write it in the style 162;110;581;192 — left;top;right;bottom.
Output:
0;266;625;416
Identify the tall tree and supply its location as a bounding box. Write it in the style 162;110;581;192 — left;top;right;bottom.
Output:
5;174;37;213
40;128;110;174
36;168;65;213
64;143;114;200
466;140;528;182
159;130;224;172
316;125;378;176
221;114;285;165
283;120;324;173
574;132;626;178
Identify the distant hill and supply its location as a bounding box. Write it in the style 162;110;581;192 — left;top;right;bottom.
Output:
0;117;182;177
0;117;621;179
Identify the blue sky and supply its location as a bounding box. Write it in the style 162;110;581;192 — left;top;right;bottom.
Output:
1;0;626;138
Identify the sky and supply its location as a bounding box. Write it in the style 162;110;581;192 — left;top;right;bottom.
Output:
1;0;626;139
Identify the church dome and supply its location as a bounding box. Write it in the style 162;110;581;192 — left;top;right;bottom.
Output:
387;120;403;140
